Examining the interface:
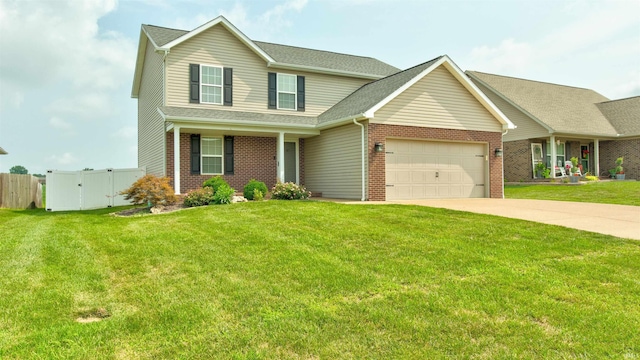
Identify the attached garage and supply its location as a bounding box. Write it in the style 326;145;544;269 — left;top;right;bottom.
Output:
385;139;487;200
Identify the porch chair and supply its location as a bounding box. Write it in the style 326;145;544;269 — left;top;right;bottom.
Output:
565;161;582;176
555;164;567;177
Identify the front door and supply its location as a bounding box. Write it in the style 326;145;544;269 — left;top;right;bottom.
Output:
284;142;297;183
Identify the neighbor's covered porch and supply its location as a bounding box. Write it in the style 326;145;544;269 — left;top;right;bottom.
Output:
530;135;603;179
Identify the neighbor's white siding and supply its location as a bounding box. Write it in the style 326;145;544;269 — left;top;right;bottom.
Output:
472;81;550;141
305;122;366;199
165;25;370;117
138;41;165;176
373;66;502;132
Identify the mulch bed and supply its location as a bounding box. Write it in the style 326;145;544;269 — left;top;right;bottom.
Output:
114;203;187;217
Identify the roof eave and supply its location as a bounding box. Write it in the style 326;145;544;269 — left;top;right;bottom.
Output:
267;62;385;80
131;29;151;98
316;114;368;130
159;16;275;63
157;108;319;131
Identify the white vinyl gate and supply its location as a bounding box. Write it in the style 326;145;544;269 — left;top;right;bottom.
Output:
46;168;145;211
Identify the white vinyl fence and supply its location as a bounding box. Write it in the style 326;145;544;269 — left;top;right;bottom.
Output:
46;168;145;211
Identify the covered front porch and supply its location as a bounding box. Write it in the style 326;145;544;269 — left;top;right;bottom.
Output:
165;124;318;194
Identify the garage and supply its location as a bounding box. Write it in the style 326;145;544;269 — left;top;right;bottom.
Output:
385;139;487;200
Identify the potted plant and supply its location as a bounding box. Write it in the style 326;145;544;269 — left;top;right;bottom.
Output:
614;157;625;180
535;162;550;179
569;157;581;183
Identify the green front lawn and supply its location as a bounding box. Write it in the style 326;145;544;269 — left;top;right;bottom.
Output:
505;181;640;206
1;202;639;358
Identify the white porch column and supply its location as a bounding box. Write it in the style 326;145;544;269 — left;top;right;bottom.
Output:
174;126;181;194
277;132;285;182
550;135;557;178
594;139;600;176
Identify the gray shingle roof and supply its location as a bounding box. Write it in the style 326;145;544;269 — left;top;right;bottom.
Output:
253;41;399;77
467;71;618;136
0;146;7;155
142;25;187;47
141;24;398;77
318;57;443;124
159;107;318;127
596;96;640;136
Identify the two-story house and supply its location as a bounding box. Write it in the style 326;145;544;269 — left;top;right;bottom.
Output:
132;16;514;201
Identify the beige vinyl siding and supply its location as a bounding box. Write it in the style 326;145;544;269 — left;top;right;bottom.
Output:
138;41;166;176
473;81;549;141
165;25;370;117
373;66;502;132
305;123;366;199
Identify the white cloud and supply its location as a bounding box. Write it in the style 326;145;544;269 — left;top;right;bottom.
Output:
466;0;640;97
171;0;308;40
48;152;78;165
49;117;72;130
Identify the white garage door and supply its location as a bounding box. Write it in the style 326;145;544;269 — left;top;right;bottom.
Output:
385;139;487;200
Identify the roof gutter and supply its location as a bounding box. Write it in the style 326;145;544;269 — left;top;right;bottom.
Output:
316;114;367;130
267;62;385;80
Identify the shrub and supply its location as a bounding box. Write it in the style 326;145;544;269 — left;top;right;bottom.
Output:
271;182;311;200
121;175;177;207
203;176;229;193
183;187;214;207
213;184;235;204
253;189;264;201
243;179;268;200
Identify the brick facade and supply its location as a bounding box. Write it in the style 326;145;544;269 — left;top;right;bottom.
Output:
367;124;504;201
600;138;640;180
167;133;306;194
503;139;533;182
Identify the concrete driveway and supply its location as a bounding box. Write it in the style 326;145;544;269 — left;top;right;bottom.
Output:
386;199;640;240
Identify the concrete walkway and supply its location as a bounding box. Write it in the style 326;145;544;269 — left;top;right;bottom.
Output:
383;199;640;240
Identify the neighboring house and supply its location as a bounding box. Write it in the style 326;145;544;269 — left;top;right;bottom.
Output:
132;16;513;201
467;71;640;181
0;147;7;155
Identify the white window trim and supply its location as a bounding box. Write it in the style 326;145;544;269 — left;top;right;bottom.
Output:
546;141;566;167
200;64;223;105
201;137;224;175
276;73;297;111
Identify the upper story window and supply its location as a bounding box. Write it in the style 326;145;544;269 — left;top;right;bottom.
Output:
277;74;297;110
189;64;232;106
268;72;305;112
201;65;223;105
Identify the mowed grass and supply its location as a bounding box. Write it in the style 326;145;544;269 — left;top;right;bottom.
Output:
506;181;640;206
1;202;639;359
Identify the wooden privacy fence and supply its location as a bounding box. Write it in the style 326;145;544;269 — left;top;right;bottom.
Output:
0;174;43;209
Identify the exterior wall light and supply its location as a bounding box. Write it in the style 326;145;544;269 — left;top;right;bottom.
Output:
374;142;384;152
495;148;503;157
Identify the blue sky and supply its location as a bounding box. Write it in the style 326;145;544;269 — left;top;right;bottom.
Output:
1;0;639;175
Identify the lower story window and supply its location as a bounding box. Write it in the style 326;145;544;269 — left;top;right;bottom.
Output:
202;137;223;174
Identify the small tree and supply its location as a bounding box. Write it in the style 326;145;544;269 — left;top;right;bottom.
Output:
9;165;28;174
120;175;177;207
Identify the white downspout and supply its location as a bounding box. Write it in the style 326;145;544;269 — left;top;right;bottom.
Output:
353;119;366;201
501;129;508;199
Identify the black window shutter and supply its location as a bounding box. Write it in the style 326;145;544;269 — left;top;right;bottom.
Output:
224;136;234;175
297;76;305;112
223;67;233;106
190;134;201;174
268;72;277;109
189;64;200;103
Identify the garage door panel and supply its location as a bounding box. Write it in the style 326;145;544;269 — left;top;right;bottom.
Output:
386;139;487;200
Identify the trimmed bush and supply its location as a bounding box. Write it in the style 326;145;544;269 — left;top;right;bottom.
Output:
121;175;178;207
271;182;311;200
213;184;235;205
183;187;214;207
203;176;229;193
253;189;264;201
243;179;268;200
